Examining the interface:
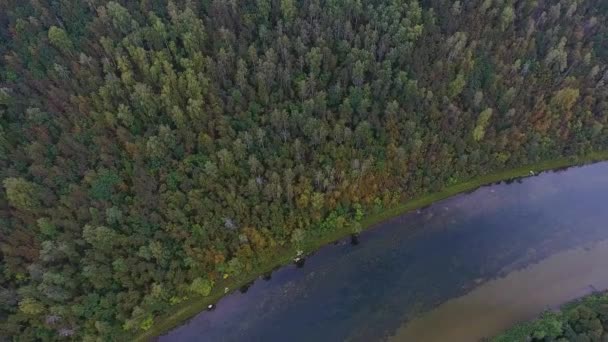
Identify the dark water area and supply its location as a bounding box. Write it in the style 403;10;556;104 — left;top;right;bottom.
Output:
160;162;608;342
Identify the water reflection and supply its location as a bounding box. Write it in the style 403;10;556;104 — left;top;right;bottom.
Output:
160;162;608;342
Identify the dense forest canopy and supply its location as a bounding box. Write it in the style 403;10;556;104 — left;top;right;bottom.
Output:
1;0;608;340
494;293;608;341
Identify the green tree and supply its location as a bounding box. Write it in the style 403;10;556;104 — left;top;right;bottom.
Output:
291;229;306;247
3;177;40;211
552;87;580;112
280;0;297;21
473;108;493;141
18;297;44;316
189;277;214;297
48;26;73;54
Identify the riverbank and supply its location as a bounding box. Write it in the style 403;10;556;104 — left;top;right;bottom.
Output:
493;291;608;341
135;151;608;341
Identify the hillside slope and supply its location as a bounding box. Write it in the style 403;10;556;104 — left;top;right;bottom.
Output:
1;0;608;339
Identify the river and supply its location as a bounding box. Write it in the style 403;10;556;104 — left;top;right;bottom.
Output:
159;162;608;342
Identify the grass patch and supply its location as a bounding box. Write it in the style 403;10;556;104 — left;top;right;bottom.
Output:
134;151;608;341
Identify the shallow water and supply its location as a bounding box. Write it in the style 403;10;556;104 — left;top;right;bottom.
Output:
160;162;608;342
391;240;608;341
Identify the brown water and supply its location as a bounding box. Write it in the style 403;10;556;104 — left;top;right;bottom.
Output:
391;240;608;342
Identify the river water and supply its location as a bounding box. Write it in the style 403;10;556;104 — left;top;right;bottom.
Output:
160;162;608;342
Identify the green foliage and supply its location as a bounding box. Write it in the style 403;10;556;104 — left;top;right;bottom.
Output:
226;258;244;276
473;108;493;141
89;170;120;201
552;87;581;112
354;204;365;222
37;218;57;237
48;26;73;53
280;0;297;21
500;6;515;31
3;177;40;211
189;278;214;297
1;0;608;339
449;73;467;99
495;293;608;341
140;315;154;332
18;297;44;316
530;312;563;340
291;229;306;247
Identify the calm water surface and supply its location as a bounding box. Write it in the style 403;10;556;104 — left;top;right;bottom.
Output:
160;162;608;342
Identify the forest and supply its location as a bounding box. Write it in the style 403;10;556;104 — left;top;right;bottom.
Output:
1;0;608;340
494;292;608;341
